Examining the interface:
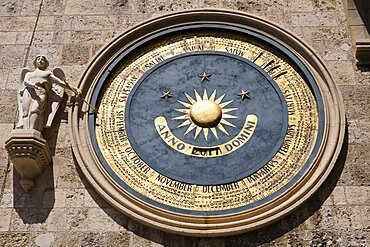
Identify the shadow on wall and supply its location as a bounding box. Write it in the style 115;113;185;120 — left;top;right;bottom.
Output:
78;125;348;246
12;95;68;224
355;0;370;34
13;166;55;224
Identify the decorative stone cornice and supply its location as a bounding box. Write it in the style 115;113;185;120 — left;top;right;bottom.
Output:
356;40;370;66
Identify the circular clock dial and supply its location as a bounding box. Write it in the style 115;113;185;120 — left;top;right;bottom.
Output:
93;27;321;214
72;10;344;236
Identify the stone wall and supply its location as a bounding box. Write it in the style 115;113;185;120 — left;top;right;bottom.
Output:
0;0;369;246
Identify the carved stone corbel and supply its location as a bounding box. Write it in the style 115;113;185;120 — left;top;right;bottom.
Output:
5;129;52;192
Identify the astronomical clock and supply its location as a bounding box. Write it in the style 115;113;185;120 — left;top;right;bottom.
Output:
70;10;345;236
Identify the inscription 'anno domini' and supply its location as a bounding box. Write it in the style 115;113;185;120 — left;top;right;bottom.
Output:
154;115;258;158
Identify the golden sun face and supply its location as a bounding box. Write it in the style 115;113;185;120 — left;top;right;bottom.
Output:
173;89;238;140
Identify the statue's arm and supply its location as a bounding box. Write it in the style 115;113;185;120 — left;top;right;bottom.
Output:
49;74;81;95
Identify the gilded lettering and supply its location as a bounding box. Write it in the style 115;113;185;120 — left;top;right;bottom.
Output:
156;175;193;192
225;47;244;56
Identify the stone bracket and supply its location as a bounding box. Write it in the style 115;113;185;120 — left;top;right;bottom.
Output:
356;40;370;66
5;129;52;192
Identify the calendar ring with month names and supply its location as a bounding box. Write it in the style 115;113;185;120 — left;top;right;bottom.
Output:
70;10;345;236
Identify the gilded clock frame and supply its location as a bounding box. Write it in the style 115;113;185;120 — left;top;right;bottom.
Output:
70;9;345;236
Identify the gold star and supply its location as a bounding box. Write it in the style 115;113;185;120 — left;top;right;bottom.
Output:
199;72;212;82
238;90;251;100
161;91;173;100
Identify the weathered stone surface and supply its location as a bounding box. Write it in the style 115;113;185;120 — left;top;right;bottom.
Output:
129;232;152;247
55;163;85;189
340;162;370;186
306;206;334;230
16;31;33;45
84;189;111;208
340;85;370;99
10;16;37;31
81;232;105;247
0;208;12;232
291;12;339;27
66;207;89;231
70;30;116;45
345;186;370;205
289;0;314;12
0;69;7;89
34;232;55;247
327;61;356;85
21;0;43;16
5;67;25;90
348;120;370;144
0;17;12;31
0;190;13;208
306;230;345;246
0;1;23;16
362;207;370;230
106;231;129;247
332;206;363;230
0;31;17;44
350;25;368;40
54;151;85;189
65;0;132;15
42;189;66;208
355;70;370;84
0;89;17;123
61;44;90;65
45;208;67;231
0;157;13;191
344;99;370;119
348;9;364;26
342;230;370;246
0;45;27;67
52;232;82;247
32;31;55;45
198;238;224;247
313;0;338;11
323;186;346;206
0;232;36;247
65;189;84;207
41;0;66;16
139;0;201;12
11;208;49;231
312;39;351;60
72;16;117;31
162;233;199;247
0;0;369;246
57;64;87;86
225;231;288;247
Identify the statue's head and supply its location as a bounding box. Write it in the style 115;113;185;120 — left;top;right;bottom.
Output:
33;55;49;70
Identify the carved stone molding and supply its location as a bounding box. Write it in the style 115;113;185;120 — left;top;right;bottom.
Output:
356;40;370;66
5;129;52;192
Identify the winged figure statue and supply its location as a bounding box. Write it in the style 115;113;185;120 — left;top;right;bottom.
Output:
16;55;81;131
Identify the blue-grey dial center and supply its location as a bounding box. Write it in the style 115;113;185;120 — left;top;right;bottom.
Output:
125;51;288;185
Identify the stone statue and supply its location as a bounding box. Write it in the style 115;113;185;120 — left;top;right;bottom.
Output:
5;55;82;191
16;55;81;131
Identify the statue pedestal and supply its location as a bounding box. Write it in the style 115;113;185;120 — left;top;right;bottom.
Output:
5;129;52;192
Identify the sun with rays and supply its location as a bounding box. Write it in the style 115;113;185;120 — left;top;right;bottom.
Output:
173;89;238;140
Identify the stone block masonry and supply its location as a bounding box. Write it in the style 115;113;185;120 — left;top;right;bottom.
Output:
0;0;369;246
